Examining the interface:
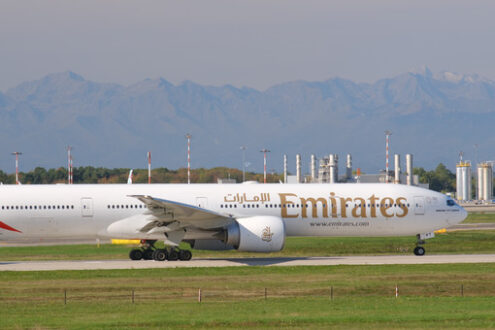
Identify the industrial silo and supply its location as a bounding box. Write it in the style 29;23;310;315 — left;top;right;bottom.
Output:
329;154;338;183
456;161;472;201
477;162;493;201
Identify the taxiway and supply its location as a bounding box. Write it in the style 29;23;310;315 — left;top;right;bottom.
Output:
1;254;495;271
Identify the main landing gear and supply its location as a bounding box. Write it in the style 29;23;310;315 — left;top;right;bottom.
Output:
128;240;192;261
151;248;192;261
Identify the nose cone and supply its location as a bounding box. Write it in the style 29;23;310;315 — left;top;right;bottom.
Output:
447;204;467;226
458;205;468;224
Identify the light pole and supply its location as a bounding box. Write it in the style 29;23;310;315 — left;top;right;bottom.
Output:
186;134;191;184
260;149;270;184
11;152;22;185
385;130;392;183
240;146;246;182
66;146;73;184
147;151;151;184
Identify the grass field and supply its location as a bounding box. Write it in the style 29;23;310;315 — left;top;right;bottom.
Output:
1;230;495;261
1;265;495;328
463;212;495;223
1;213;495;328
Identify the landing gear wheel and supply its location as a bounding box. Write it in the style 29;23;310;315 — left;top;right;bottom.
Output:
179;250;192;261
129;249;143;260
414;246;425;256
153;249;168;261
167;248;179;261
143;249;154;260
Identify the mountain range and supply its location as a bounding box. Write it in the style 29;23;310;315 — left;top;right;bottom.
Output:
1;67;495;175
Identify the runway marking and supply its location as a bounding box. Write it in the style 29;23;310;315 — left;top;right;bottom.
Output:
1;254;495;271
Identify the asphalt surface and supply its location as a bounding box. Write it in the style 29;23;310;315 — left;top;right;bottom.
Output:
1;254;495;271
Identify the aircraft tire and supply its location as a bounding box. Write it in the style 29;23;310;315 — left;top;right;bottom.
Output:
153;249;168;261
167;249;179;261
413;246;425;256
129;249;143;260
179;250;192;261
143;249;154;260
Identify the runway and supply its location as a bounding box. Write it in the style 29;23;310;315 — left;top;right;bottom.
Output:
2;254;495;271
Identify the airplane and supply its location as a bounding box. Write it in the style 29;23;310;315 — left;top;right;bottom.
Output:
0;182;467;261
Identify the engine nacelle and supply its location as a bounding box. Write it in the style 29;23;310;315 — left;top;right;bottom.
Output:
226;216;285;252
188;239;234;251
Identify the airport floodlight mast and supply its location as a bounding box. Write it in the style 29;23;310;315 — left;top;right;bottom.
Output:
147;151;151;184
474;144;479;166
66;146;73;184
240;146;247;182
11;152;22;185
186;134;191;184
385;130;392;183
260;149;270;184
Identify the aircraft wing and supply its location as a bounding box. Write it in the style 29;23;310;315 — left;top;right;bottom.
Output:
129;195;234;230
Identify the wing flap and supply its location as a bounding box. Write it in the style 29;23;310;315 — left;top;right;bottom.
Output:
130;195;234;229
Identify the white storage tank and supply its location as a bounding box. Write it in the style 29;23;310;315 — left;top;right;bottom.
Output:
477;162;493;201
456;161;472;201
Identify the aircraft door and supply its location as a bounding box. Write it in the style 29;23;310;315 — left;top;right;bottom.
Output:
81;198;94;217
414;197;425;215
196;197;208;209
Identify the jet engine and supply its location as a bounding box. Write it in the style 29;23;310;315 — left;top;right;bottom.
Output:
226;216;285;252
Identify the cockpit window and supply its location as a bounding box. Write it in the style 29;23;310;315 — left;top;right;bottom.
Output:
446;199;455;206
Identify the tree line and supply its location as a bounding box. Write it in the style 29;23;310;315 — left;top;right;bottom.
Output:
0;163;490;195
0;166;281;185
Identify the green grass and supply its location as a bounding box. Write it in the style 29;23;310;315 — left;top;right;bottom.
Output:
1;265;495;328
2;230;495;261
463;212;495;223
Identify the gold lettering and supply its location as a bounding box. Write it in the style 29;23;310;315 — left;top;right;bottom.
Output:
352;197;366;218
300;197;328;218
380;197;394;218
278;193;299;218
396;197;408;218
368;194;378;218
340;197;353;218
329;192;338;218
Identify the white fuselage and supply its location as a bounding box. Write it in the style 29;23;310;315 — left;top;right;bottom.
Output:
0;183;466;241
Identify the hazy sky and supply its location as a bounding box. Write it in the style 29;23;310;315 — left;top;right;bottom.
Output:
1;1;495;91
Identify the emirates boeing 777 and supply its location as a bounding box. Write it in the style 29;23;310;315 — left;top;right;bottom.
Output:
0;182;466;260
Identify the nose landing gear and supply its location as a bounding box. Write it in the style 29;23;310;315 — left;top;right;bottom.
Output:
413;246;426;256
414;232;434;256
